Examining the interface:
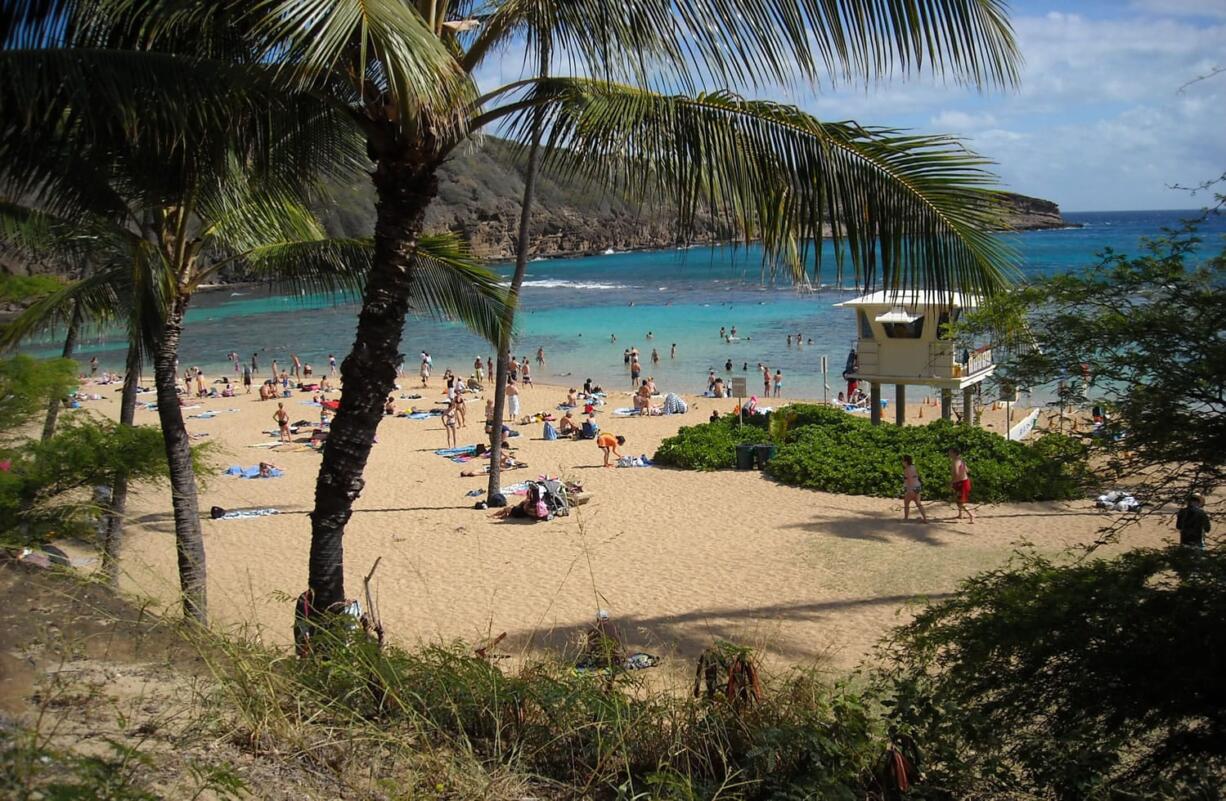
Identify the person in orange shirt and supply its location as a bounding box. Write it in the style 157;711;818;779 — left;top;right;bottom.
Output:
596;433;625;467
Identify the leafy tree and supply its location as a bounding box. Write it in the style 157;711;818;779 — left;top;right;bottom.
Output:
958;219;1226;526
880;547;1226;800
0;355;172;547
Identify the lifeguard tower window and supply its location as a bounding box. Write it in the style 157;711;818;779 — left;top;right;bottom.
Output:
883;317;925;339
857;310;874;339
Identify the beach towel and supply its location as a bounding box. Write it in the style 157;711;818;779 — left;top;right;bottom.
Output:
406;412;432;420
502;481;531;495
543;421;558;440
218;508;281;520
612;407;640;417
662;393;687;415
616;455;654;468
436;446;479;457
225;465;284;478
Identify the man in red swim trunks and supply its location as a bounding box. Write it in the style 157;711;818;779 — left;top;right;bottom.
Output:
947;447;974;523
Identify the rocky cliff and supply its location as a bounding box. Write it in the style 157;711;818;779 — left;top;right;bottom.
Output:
316;139;1075;261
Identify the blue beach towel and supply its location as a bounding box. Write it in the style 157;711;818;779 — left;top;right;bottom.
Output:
435;445;478;457
225;465;284;478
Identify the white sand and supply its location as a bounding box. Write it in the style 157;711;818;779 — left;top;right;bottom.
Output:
72;375;1166;671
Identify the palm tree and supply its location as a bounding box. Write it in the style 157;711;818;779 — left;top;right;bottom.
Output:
11;1;1023;615
229;0;1019;611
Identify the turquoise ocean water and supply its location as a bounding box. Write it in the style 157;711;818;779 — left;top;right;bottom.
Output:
35;209;1224;399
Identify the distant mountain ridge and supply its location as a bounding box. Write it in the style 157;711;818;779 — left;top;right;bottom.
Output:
316;138;1075;261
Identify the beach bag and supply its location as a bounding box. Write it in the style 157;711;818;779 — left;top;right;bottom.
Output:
580;420;599;439
543;421;558;440
210;505;226;519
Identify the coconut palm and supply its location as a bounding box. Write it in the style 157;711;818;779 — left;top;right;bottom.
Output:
224;0;1023;612
10;0;1024;614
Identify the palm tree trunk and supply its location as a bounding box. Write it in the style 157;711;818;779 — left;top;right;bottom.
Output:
488;46;548;499
153;295;208;623
99;341;140;584
42;300;82;441
308;156;440;611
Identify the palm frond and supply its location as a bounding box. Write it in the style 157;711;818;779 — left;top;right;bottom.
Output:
245;0;473;130
237;237;371;301
511;79;1016;298
409;233;509;345
463;0;1019;91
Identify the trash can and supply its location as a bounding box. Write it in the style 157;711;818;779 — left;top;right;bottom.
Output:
755;443;778;468
735;443;757;470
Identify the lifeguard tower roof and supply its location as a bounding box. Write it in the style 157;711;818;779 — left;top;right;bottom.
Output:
834;290;980;310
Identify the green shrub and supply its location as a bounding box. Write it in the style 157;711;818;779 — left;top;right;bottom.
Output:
656;403;1085;502
652;414;768;470
879;547;1226;800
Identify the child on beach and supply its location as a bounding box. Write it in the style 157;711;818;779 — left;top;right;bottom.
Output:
947;447;974;523
773;369;782;397
597;433;625;467
902;455;928;523
273;403;290;443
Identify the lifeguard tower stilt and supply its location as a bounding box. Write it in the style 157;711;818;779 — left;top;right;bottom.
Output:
835;291;994;426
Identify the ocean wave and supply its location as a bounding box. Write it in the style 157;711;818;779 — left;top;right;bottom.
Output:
509;279;633;290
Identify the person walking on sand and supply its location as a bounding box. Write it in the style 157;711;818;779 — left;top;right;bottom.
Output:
242;365;252;394
522;357;533;386
902;455;928;523
487;357;494;380
420;355;431;387
597;432;625;467
1176;493;1211;549
274;402;291;443
947;447;974;523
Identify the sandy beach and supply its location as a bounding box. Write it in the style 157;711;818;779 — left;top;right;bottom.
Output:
69;374;1168;673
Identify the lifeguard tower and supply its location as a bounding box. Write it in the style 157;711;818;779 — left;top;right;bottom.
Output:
835;290;994;426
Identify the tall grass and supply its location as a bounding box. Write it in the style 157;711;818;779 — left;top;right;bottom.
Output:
191;624;889;800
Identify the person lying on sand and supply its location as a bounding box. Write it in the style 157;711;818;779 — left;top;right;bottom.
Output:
597;433;625;467
258;462;281;478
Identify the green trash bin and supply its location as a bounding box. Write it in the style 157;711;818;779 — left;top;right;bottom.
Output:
755;443;778;468
735;443;757;470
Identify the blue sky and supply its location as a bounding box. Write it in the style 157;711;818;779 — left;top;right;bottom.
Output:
476;1;1225;213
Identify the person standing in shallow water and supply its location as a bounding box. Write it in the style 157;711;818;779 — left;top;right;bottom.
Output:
536;347;545;370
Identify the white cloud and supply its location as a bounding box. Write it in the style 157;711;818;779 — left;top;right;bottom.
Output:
930;110;998;130
1129;0;1226;18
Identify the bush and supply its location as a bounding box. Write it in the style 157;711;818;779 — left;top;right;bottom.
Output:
879;547;1226;800
656;403;1085;502
652;414;768;470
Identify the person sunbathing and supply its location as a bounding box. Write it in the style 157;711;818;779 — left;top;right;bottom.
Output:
258;462;281;478
565;388;578;407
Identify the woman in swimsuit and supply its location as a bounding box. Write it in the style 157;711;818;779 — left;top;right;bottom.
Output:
901;455;928;522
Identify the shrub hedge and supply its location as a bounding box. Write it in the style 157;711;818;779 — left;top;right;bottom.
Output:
654;404;1085;502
